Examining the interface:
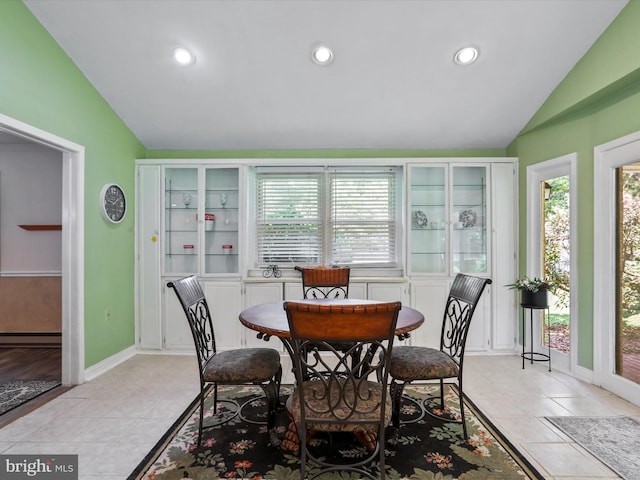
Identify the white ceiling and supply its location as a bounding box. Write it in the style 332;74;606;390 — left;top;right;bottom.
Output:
23;0;628;151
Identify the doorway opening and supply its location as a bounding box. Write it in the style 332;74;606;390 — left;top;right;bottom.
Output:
0;113;84;387
595;131;640;406
527;153;576;373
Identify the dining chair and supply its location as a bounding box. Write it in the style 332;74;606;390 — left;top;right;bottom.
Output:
295;265;355;359
284;300;402;480
295;265;350;299
388;273;491;438
167;275;282;447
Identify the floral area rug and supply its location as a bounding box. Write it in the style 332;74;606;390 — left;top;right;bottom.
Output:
546;415;640;480
129;384;544;479
0;379;60;415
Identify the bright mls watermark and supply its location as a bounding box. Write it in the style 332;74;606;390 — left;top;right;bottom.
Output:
0;455;78;479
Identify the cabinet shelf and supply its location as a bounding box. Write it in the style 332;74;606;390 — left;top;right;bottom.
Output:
205;187;238;193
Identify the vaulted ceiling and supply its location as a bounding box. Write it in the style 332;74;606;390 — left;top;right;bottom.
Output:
23;0;628;151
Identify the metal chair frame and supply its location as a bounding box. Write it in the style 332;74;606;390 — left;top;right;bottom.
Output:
168;276;282;446
389;274;491;438
295;266;357;363
284;300;401;480
295;266;350;299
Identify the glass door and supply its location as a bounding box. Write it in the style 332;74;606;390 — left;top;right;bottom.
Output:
451;166;488;274
616;164;640;385
164;167;199;274
409;165;447;274
542;176;571;356
204;168;239;274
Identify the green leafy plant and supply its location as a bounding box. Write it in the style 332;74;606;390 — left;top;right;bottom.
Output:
506;276;554;293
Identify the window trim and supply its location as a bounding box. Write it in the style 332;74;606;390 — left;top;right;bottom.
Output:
250;165;404;274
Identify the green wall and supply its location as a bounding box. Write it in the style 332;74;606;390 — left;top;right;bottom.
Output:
0;0;145;367
508;0;640;370
6;0;640;373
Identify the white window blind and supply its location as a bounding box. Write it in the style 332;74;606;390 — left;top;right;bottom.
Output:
256;173;323;264
256;167;400;267
330;170;397;265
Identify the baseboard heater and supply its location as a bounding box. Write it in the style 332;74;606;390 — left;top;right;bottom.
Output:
0;332;62;347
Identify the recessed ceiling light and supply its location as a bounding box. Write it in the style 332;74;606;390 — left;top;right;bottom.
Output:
174;47;195;65
311;45;333;65
454;46;478;65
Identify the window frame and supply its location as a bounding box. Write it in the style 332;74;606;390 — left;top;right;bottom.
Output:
249;165;404;275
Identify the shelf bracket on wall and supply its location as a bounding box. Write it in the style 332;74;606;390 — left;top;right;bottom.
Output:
18;225;62;231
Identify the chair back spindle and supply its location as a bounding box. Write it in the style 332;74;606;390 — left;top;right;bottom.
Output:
168;276;217;370
440;274;492;362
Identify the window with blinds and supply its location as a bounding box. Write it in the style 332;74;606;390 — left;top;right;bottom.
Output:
256;167;400;267
256;173;323;264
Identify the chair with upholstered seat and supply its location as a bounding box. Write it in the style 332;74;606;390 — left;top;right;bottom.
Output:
295;265;355;360
295;265;350;299
284;300;401;480
168;275;282;447
388;273;491;438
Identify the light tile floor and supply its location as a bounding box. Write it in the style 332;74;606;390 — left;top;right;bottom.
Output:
1;353;639;479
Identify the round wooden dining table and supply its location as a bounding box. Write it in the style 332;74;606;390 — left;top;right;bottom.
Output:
239;298;425;342
239;298;424;452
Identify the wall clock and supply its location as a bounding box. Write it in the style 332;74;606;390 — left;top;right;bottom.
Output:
100;183;127;224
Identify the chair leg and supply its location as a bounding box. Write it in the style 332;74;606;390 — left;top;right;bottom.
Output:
389;379;406;429
213;382;219;414
378;426;386;480
458;378;467;439
198;389;205;447
297;421;308;480
259;365;282;446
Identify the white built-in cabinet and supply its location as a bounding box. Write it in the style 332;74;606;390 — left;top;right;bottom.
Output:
407;162;517;352
137;163;246;351
136;159;517;355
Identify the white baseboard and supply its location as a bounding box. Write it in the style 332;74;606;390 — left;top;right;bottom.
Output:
84;345;137;382
573;364;594;384
136;348;195;356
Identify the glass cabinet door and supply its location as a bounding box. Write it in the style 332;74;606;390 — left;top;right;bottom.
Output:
164;167;199;274
409;166;447;274
451;166;487;274
204;168;239;274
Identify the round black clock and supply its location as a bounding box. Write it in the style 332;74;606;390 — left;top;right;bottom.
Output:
100;183;127;224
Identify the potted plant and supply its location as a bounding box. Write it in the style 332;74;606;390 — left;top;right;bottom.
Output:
506;276;554;308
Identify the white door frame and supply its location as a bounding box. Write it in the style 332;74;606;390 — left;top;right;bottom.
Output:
0;113;84;385
526;153;577;374
594;132;640;405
